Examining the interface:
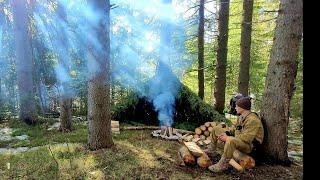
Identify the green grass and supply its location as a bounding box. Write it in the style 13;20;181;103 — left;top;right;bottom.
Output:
0;120;303;179
0;127;199;179
0;120;87;148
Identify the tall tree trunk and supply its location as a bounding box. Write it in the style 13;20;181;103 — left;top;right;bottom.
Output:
0;77;2;118
260;0;303;165
238;0;254;96
56;1;73;132
87;0;113;150
36;80;45;115
198;0;205;100
12;0;37;125
0;9;2;114
214;0;230;114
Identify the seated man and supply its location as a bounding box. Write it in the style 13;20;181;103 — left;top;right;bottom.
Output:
208;97;264;173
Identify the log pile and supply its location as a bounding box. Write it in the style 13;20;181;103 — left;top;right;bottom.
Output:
180;121;235;149
178;141;212;168
178;121;256;171
111;121;120;134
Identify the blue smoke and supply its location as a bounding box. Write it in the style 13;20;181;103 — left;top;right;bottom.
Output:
31;0;193;126
147;61;180;126
33;1;75;98
111;0;192;126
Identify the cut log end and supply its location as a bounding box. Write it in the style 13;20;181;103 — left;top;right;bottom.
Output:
178;146;196;166
229;158;244;172
197;153;212;168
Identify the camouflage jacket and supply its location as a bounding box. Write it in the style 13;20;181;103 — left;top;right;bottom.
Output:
234;112;264;145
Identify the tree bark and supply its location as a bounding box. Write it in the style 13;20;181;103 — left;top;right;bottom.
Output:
0;8;3;109
56;1;73;132
238;0;254;96
260;0;303;165
0;77;2;118
87;0;113;150
198;0;205;100
12;0;37;125
214;0;230;114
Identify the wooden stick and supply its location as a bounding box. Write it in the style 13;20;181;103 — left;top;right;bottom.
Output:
229;158;244;172
121;126;160;130
183;141;204;157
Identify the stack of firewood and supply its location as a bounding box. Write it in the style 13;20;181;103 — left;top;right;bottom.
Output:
111;121;120;134
180;121;235;148
178;121;256;172
178;141;213;168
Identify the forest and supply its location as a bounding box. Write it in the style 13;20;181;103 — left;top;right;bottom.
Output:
0;0;302;179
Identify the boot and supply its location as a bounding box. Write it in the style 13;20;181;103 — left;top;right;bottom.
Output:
204;143;220;157
208;156;230;173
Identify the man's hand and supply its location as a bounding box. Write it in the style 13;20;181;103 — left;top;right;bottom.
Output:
218;133;228;142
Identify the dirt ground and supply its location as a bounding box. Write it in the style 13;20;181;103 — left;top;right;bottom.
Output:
127;129;303;180
0;121;303;179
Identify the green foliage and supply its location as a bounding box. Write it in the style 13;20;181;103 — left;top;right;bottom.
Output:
173;121;198;131
112;84;229;127
290;41;303;119
182;0;302;121
176;85;230;125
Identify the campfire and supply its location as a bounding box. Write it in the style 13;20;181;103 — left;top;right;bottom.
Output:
151;126;182;140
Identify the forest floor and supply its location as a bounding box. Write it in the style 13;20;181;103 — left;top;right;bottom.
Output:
0;118;303;179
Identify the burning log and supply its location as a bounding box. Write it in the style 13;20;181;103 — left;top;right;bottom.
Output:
161;126;173;137
151;126;184;140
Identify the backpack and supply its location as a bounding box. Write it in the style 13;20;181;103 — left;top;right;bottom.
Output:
229;94;243;115
228;93;253;115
